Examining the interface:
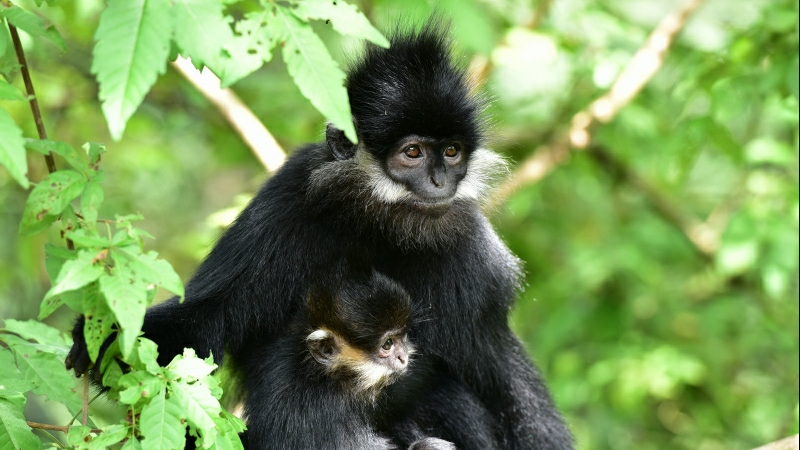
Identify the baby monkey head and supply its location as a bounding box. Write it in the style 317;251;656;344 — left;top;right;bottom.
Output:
305;271;414;394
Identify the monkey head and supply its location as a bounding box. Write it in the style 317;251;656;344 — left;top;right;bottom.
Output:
305;271;414;394
308;20;508;251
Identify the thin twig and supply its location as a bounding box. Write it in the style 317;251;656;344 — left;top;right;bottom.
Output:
31;428;65;448
26;421;101;434
67;389;104;427
82;375;89;425
171;56;287;173
7;23;54;172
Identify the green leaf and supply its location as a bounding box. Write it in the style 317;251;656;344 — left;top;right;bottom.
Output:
44;249;105;301
168;348;216;382
87;424;129;448
0;397;42;450
26;139;92;176
169;378;221;447
92;0;173;140
119;370;165;404
0;107;29;189
0;5;66;52
8;341;82;412
127;338;162;375
66;228;110;248
83;142;106;167
99;262;148;358
173;0;232;71
0;350;36;396
77;180;103;228
0;78;26;101
40;244;84;318
273;5;357;143
139;389;187;450
82;283;114;363
2;319;69;347
218;11;277;86
116;248;184;297
19;170;87;236
292;0;389;48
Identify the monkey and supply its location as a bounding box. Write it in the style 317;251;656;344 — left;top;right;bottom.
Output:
67;19;574;450
238;269;455;450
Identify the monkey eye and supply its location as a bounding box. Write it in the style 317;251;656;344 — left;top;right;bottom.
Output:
381;338;393;351
404;145;422;158
444;145;459;157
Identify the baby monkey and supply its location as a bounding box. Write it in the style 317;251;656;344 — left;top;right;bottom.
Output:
240;270;454;450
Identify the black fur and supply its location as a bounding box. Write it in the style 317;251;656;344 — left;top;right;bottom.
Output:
67;20;574;450
239;270;408;450
346;20;487;156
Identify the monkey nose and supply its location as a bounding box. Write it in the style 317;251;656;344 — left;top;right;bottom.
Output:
397;354;407;365
430;175;445;188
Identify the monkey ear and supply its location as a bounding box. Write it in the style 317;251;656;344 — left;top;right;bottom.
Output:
307;329;339;365
326;123;356;160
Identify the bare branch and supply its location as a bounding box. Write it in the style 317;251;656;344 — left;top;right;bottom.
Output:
491;0;711;255
751;435;799;450
171;57;287;173
497;0;704;197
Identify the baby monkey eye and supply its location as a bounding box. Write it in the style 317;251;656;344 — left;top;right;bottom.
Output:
381;338;393;351
404;145;422;158
444;145;459;157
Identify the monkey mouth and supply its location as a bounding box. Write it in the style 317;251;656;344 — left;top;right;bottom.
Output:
408;199;452;217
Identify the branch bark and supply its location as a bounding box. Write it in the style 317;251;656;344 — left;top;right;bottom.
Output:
751;435;799;450
171;57;287;173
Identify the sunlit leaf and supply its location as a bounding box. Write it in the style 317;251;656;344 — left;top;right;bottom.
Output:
140;388;187;450
293;0;389;47
0;107;28;189
19;170;87;235
92;0;172;140
7;340;82;412
0;5;66;52
273;5;356;143
0;397;42;450
0;78;26;100
2;319;69;347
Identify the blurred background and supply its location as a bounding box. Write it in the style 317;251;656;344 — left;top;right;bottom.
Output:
0;0;797;449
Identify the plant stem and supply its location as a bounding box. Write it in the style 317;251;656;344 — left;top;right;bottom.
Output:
32;428;65;448
67;389;103;427
7;23;53;171
7;21;76;251
26;421;101;433
82;374;89;425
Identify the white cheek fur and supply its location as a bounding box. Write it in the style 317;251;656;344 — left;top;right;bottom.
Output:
454;147;509;201
355;150;412;203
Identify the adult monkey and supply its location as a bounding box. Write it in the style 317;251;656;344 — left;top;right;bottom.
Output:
67;20;574;450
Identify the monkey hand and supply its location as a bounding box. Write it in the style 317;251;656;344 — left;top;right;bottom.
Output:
65;315;116;382
408;438;457;450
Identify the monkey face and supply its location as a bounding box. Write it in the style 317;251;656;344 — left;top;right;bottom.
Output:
383;136;468;216
374;333;411;372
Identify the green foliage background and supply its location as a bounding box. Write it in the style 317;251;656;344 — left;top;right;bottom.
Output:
0;0;797;449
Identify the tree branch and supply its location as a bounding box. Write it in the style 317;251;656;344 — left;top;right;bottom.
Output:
492;0;710;255
171;57;287;173
751;435;799;450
